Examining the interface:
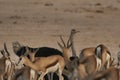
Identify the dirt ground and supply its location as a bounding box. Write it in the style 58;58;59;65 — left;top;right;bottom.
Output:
0;0;120;62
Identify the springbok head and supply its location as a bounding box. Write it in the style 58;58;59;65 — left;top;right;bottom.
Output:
12;41;22;54
58;29;79;60
18;47;39;64
58;35;72;61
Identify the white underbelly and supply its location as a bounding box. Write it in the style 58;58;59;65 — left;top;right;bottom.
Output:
46;63;59;73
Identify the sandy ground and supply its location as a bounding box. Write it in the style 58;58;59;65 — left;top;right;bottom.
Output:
0;0;120;63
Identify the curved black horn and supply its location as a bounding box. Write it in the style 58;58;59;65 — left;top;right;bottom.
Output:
60;35;66;47
4;43;10;56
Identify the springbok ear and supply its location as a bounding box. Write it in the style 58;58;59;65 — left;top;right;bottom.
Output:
4;43;10;57
12;41;22;53
95;45;103;59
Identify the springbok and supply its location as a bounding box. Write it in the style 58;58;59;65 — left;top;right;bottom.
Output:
58;37;97;80
57;31;106;79
57;30;81;80
57;29;97;79
79;44;113;70
4;43;38;80
58;35;80;73
17;48;65;80
12;41;65;80
76;44;114;79
95;44;113;70
0;43;15;80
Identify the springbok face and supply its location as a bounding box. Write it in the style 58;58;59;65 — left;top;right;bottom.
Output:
58;35;72;61
17;47;32;65
58;29;79;60
24;47;39;62
18;55;30;66
12;41;22;54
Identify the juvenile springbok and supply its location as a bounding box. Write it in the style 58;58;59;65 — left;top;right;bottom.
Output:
0;43;15;80
18;47;65;80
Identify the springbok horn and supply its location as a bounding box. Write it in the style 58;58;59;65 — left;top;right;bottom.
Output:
4;43;10;57
60;35;66;47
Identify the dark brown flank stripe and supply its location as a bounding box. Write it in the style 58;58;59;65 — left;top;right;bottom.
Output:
107;51;111;55
45;60;58;69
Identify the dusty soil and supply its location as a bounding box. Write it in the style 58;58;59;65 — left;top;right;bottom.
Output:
0;0;120;62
